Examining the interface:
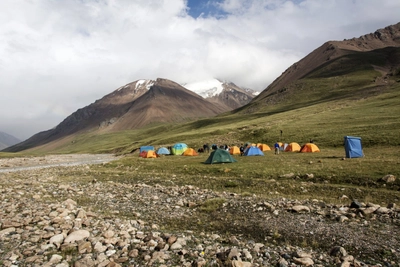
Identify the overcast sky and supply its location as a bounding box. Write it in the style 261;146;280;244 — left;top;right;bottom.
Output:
1;0;399;141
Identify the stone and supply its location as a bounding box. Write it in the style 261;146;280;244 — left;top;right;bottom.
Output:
64;230;90;244
50;233;65;247
380;174;396;183
231;260;252;267
293;256;314;266
330;246;347;257
291;205;310;213
350;200;363;209
78;241;92;254
277;257;288;267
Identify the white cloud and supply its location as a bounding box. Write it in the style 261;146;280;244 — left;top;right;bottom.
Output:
0;0;399;140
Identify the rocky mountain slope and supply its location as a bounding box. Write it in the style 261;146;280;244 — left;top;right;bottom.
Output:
0;131;21;150
3;78;228;152
248;22;400;110
183;79;258;110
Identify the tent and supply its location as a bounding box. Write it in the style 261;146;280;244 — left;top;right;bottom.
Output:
157;147;170;155
244;146;264;156
300;143;320;153
139;150;159;158
344;136;364;158
280;143;288;151
257;143;271;151
229;146;241;155
183;148;198;156
284;142;301;152
140;146;155;153
171;143;188;155
204;149;237;164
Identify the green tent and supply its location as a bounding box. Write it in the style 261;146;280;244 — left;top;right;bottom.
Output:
204;149;237;164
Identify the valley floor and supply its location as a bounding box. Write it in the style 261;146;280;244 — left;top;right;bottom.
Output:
0;155;399;266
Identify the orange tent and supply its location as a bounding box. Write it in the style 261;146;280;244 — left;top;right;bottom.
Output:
300;143;320;152
229;146;241;155
284;142;301;152
139;150;159;158
183;148;198;156
257;143;271;151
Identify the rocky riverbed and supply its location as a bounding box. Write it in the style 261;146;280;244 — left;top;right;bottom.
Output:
0;155;399;266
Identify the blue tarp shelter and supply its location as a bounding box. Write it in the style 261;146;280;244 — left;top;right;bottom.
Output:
140;146;155;153
157;147;170;155
244;146;264;156
344;136;364;158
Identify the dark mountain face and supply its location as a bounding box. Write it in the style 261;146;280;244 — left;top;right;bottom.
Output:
3;78;227;152
248;22;400;109
0;131;21;150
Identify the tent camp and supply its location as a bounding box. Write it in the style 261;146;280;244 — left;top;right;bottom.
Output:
140;146;155;153
139;150;159;158
157;147;170;155
229;146;241;155
258;143;271;151
344;136;364;158
300;143;320;153
244;146;264;156
171;143;188;155
284;142;301;152
204;149;237;164
183;148;198;156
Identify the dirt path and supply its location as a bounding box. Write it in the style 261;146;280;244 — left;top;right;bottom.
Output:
0;154;118;173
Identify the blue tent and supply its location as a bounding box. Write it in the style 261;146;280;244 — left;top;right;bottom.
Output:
244;146;264;156
140;146;155;153
171;143;188;155
344;136;364;158
157;147;170;155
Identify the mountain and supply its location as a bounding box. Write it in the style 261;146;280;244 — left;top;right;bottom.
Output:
3;78;227;152
0;131;21;150
183;79;258;110
245;22;400;111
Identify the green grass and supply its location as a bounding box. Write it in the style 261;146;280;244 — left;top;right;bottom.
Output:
89;146;400;205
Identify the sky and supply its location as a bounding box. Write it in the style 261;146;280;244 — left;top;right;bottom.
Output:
1;0;399;141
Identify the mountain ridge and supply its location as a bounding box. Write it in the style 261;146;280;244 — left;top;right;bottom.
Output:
249;22;400;109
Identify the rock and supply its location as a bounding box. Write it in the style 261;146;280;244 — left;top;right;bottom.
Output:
277;257;288;267
350;200;363;209
64;230;90;244
0;227;16;236
330;246;347;257
293;257;314;266
231;260;252;267
291;205;310;213
50;234;65;248
339;216;349;223
380;174;396;183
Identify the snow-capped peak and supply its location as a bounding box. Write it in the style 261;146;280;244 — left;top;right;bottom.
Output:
182;79;224;98
135;79;154;90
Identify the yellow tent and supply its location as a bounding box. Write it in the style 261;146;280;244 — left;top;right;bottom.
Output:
300;143;320;152
284;142;301;152
257;143;271;151
229;146;241;155
183;148;198;156
139;150;159;158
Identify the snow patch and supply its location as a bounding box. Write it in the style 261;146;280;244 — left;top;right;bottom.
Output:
183;79;224;98
135;80;154;90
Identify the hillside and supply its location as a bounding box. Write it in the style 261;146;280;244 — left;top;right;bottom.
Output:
0;131;21;150
243;22;400;112
3;78;226;152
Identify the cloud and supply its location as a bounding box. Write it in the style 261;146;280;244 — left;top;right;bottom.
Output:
0;0;399;140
